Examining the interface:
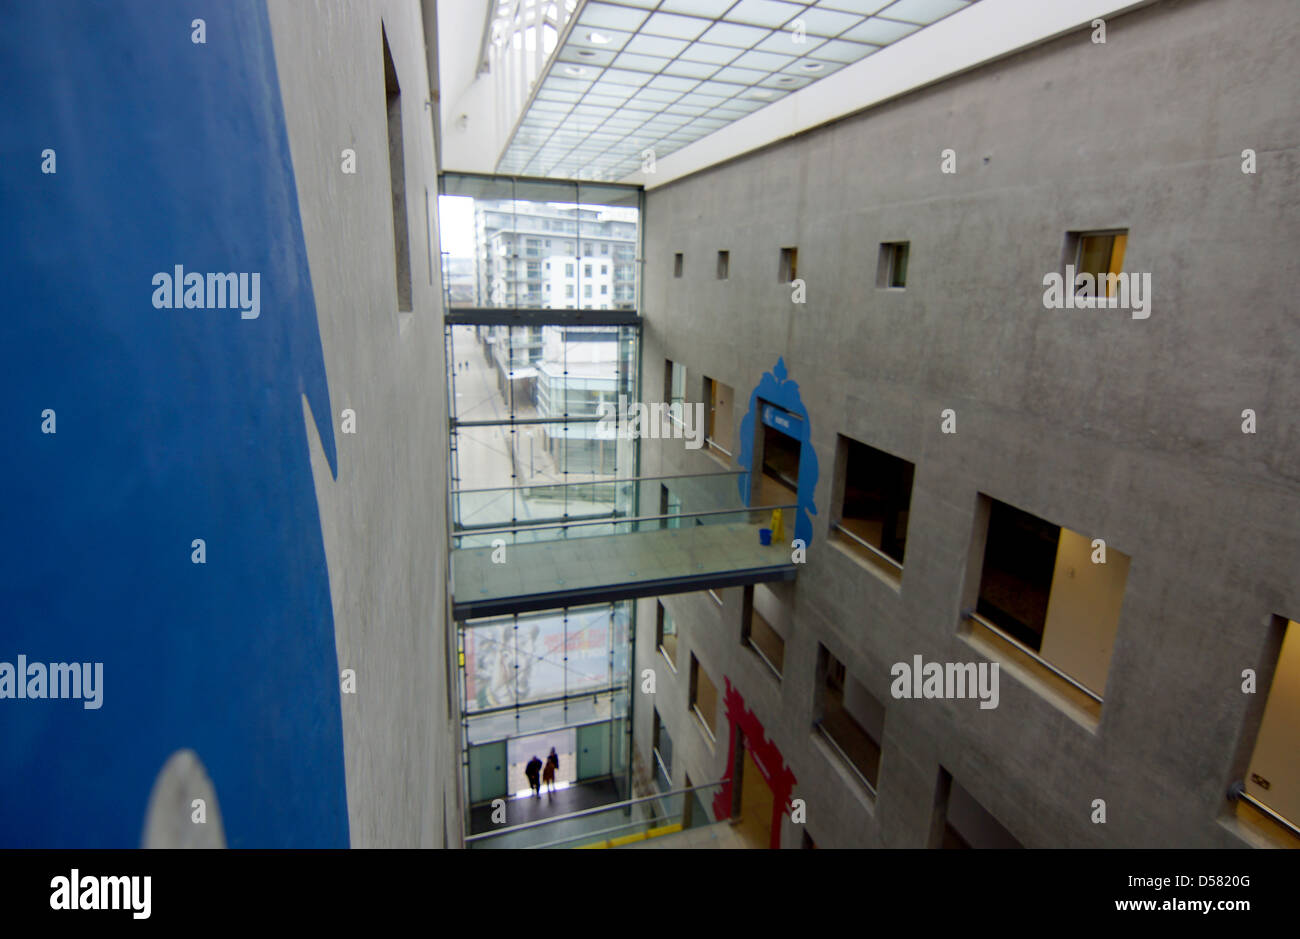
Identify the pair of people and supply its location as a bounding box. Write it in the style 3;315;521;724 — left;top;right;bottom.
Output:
524;748;560;798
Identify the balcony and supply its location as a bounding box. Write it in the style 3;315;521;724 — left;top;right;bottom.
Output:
451;472;798;618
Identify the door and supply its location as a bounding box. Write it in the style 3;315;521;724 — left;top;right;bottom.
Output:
468;741;507;804
738;745;775;849
576;721;611;781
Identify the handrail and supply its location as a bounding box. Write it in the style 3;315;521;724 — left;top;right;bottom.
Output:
455;503;799;540
746;637;782;680
464;780;724;843
692;705;717;745
831;521;904;573
705;437;733;458
965;610;1104;705
454;468;743;496
653;747;670;785
814;719;877;798
1229;782;1300;839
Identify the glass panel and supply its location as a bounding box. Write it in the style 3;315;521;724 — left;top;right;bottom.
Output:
438;174;640;312
449;323;639;492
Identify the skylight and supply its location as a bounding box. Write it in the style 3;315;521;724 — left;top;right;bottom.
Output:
497;0;979;180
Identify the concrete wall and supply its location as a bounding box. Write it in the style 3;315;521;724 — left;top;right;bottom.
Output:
267;0;458;847
634;0;1300;848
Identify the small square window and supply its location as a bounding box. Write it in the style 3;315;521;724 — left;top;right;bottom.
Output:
877;242;909;288
716;250;730;280
1064;229;1129;302
674;252;684;278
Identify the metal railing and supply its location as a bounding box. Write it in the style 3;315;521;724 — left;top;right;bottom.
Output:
831;521;904;574
453;468;742;496
691;704;717;745
965;610;1104;705
456;502;797;541
1229;782;1300;839
746;637;783;681
464;780;725;848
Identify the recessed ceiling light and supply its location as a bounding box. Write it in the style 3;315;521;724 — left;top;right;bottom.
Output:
577;49;598;58
800;62;824;72
588;31;611;44
777;76;796;84
565;65;588;75
750;89;773;99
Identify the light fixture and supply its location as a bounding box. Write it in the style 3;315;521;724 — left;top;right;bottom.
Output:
577;49;598;58
750;89;773;99
565;65;588;75
777;76;796;84
588;30;611;44
800;61;824;72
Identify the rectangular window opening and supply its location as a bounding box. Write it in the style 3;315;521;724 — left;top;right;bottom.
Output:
831;435;914;580
1064;229;1129;302
876;241;909;289
673;252;683;278
814;645;883;795
1239;616;1300;842
966;495;1131;716
689;653;718;744
716;250;729;280
656;600;678;671
383;29;412;313
935;771;1023;849
703;376;735;462
779;246;798;283
743;584;785;679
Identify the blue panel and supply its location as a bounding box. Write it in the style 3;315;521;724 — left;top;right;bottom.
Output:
0;1;348;846
737;359;820;548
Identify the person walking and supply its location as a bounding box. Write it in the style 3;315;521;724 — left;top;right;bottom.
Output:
542;749;559;797
525;755;543;798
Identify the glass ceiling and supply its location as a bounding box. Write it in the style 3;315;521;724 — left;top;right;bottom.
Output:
496;0;979;180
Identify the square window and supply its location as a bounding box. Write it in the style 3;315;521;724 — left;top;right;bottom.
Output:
1064;229;1129;303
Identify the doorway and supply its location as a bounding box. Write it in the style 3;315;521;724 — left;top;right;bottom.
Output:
737;743;776;849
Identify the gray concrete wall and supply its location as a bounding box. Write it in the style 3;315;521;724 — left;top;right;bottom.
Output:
634;0;1300;848
268;0;458;847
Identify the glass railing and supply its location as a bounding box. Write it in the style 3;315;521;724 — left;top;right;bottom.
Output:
465;781;726;850
453;471;788;547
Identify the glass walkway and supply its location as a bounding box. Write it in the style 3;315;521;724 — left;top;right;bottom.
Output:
451;472;799;618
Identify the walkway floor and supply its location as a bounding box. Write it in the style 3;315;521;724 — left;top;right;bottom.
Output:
452;522;796;618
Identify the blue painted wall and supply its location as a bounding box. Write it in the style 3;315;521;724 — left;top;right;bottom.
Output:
737;358;820;548
0;1;349;847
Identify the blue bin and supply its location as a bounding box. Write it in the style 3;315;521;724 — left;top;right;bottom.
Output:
759;528;772;546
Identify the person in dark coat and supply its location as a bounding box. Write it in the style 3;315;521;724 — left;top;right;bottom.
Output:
525;755;543;798
542;748;559;796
